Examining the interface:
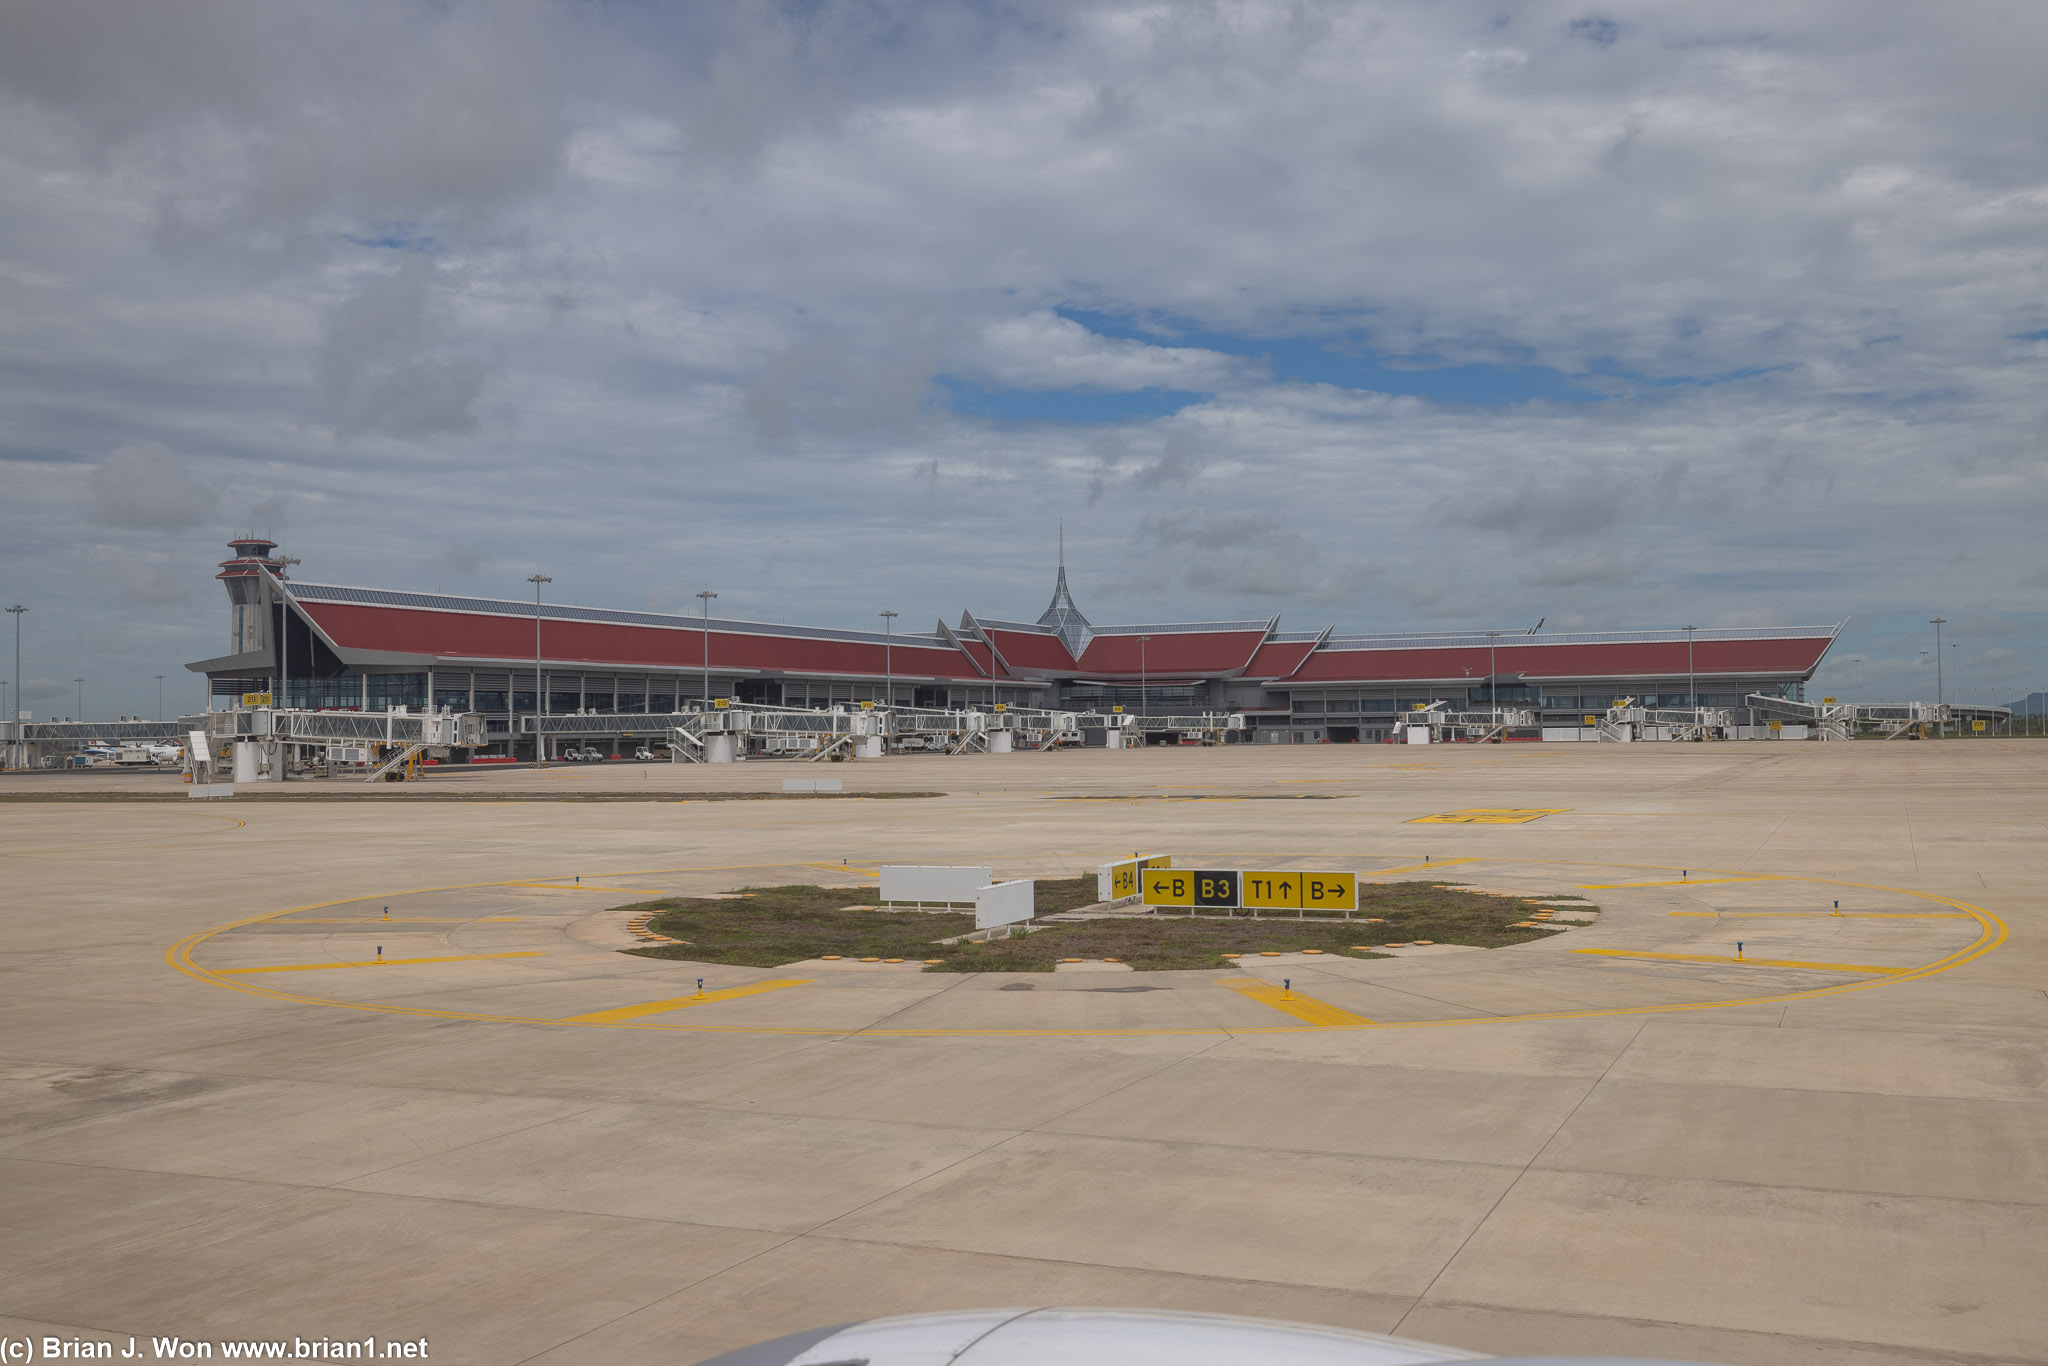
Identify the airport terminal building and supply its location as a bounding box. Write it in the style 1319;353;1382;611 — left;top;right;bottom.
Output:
190;539;1840;753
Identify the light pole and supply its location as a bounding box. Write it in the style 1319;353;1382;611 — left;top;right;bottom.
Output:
1949;641;1959;735
1485;630;1500;715
270;556;300;709
7;606;24;732
1682;625;1697;709
696;590;717;707
74;677;84;720
1137;635;1151;721
1931;618;1946;737
879;611;899;708
154;674;165;722
527;574;552;762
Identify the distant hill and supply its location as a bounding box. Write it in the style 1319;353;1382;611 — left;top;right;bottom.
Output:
2004;691;2047;716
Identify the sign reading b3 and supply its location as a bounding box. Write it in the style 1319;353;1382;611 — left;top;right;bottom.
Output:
1141;868;1236;907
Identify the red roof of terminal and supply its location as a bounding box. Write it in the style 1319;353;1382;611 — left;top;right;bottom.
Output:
1241;639;1322;680
979;627;1079;673
234;569;1839;693
1283;634;1833;684
1073;629;1268;678
299;601;989;681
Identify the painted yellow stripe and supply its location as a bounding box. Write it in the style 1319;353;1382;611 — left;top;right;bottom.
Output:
1573;948;1905;974
1667;910;1970;919
1580;876;1778;889
217;952;545;974
1371;857;1478;875
505;881;677;895
164;858;2008;1037
1219;978;1375;1026
563;978;811;1023
290;917;527;924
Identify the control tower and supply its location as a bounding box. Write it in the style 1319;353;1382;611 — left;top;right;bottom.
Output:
216;537;282;659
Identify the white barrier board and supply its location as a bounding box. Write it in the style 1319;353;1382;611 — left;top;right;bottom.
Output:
188;784;235;799
782;778;843;792
975;879;1035;930
1097;853;1171;903
881;865;993;905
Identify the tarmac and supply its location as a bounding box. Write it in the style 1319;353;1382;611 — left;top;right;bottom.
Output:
1;739;2043;1364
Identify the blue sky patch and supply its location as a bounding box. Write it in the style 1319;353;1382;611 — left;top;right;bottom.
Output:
1056;309;1604;405
935;378;1207;422
345;224;439;253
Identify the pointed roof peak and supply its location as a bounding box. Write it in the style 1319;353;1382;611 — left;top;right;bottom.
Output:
1037;529;1092;657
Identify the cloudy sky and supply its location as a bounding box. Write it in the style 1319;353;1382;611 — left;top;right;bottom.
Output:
3;0;2046;718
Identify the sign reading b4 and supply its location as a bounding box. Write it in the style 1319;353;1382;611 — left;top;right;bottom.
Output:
1243;871;1357;912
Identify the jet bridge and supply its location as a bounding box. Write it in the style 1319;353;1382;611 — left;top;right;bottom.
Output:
186;707;488;782
1746;693;2010;740
1127;713;1247;745
532;705;993;763
1392;703;1536;744
3;718;185;769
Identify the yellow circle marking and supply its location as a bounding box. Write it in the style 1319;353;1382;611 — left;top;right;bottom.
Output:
166;858;2007;1037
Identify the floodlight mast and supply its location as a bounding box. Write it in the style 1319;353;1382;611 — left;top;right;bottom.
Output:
528;574;552;762
880;611;899;711
1138;635;1151;721
261;556;302;778
154;675;165;723
1485;630;1500;717
696;591;718;708
1683;625;1697;710
7;606;25;744
1931;618;1947;737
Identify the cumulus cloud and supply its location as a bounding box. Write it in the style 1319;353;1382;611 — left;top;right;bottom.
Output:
318;263;493;437
5;0;2048;711
0;0;564;257
85;442;212;530
967;312;1255;392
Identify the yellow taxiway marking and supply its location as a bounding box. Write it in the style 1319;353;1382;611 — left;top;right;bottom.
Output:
166;857;2004;1036
809;863;880;877
1370;857;1479;875
1667;910;1971;919
504;881;678;895
1220;978;1375;1026
1573;948;1906;974
563;978;812;1024
286;917;524;924
216;951;546;975
1581;876;1777;889
1410;808;1570;825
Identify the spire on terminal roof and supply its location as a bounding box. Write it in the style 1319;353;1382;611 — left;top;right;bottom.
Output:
1037;522;1093;657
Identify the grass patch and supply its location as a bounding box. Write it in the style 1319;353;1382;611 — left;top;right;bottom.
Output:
622;878;1563;971
1032;875;1103;915
930;918;1390;972
627;885;971;965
